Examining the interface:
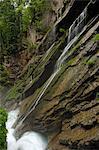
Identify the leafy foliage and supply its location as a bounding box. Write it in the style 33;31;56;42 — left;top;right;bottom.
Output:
0;108;8;150
0;0;48;57
0;0;20;55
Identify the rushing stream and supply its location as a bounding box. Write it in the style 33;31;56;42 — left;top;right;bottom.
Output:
6;109;48;150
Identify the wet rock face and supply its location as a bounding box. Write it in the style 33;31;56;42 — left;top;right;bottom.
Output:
46;26;99;149
13;1;99;150
15;18;99;149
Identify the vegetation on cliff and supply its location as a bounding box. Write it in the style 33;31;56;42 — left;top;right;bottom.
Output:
0;108;8;150
0;0;51;91
0;0;99;149
0;0;49;58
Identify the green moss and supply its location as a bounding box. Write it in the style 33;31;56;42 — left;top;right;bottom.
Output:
86;58;96;68
67;57;77;66
0;108;8;150
59;28;66;33
0;64;12;87
83;55;97;68
0;64;4;71
5;33;67;101
5;80;24;101
87;60;95;67
5;87;19;101
93;34;99;41
96;92;99;101
0;85;4;91
72;42;80;51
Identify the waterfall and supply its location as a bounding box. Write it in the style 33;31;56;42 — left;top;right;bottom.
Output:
56;26;86;67
20;7;88;124
6;109;19;150
56;7;87;67
68;7;87;43
6;110;48;150
12;6;88;150
43;43;55;60
5;5;89;150
23;69;59;121
16;132;47;150
18;6;88;125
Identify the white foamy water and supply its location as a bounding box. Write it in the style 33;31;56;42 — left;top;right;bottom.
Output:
6;109;48;150
67;7;87;43
16;132;47;150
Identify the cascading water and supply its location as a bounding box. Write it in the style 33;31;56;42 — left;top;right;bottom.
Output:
21;6;88;122
23;69;59;121
16;132;47;150
7;5;88;150
67;7;87;43
6;109;48;150
56;26;86;67
6;109;19;150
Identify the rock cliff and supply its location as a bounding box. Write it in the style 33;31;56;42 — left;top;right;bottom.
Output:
2;0;99;150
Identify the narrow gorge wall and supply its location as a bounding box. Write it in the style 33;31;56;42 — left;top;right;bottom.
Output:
3;0;99;150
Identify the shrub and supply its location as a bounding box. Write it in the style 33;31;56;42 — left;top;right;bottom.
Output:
0;108;8;150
